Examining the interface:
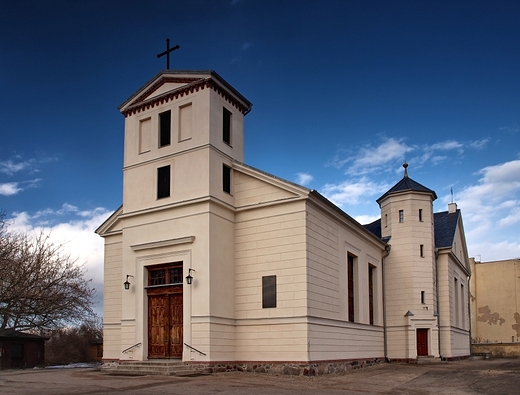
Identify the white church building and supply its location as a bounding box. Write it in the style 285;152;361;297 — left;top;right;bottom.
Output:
96;70;471;374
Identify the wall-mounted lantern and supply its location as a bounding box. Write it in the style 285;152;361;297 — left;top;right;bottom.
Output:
186;268;195;285
124;274;134;290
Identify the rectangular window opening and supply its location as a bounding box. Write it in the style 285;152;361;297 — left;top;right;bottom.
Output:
157;165;171;199
419;209;423;222
421;291;425;304
147;262;183;287
454;277;459;326
348;254;355;322
159;110;171;147
460;284;465;329
368;265;374;325
420;244;424;257
223;107;231;145
262;275;276;308
399;210;404;223
223;164;231;194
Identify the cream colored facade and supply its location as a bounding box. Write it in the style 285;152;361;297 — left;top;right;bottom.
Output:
470;258;520;344
96;70;471;367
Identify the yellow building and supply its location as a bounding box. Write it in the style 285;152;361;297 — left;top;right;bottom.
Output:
470;258;520;357
96;70;471;374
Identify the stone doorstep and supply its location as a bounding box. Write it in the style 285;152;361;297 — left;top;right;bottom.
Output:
102;361;205;377
416;356;443;364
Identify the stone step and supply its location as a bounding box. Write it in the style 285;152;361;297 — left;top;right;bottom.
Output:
416;356;443;364
102;361;207;377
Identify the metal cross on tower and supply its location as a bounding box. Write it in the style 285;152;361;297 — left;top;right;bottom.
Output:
157;38;180;69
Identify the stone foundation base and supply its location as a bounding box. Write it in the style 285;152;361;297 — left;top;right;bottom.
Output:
188;358;385;376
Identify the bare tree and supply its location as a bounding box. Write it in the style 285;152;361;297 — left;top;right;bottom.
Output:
0;213;96;331
45;317;103;365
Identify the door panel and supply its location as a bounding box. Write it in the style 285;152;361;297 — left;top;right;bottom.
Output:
169;293;183;358
148;295;169;358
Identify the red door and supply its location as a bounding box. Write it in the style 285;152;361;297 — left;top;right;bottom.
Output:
417;329;428;356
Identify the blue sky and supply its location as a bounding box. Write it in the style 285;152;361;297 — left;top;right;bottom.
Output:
1;1;519;316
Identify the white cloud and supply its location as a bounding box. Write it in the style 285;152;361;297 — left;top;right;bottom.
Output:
8;206;114;317
499;125;519;135
321;177;390;207
498;205;520;227
333;137;492;176
0;159;33;175
326;137;413;174
452;159;520;260
296;172;313;186
0;182;21;196
354;214;380;224
429;140;464;151
469;138;490;150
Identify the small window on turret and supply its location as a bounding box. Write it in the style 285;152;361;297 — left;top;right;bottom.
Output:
223;107;231;145
420;244;424;257
419;209;423;222
399;210;404;223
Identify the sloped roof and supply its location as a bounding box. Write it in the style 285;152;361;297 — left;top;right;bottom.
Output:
434;209;460;249
0;329;49;340
363;210;460;250
362;219;390;243
377;164;437;204
119;70;253;117
364;219;382;239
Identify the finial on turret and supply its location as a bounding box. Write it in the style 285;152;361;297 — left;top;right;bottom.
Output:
403;161;409;178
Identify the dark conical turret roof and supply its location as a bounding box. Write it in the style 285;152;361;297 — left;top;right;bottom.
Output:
376;162;437;204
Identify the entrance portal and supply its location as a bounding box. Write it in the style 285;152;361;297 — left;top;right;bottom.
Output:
147;263;183;359
416;328;429;356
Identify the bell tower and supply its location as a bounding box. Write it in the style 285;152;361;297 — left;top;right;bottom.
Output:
118;70;252;215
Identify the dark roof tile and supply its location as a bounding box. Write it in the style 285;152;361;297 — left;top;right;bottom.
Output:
434;209;460;248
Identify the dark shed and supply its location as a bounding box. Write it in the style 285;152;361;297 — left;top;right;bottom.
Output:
0;329;49;369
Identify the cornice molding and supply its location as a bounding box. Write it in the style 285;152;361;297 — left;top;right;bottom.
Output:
122;77;250;117
131;236;195;251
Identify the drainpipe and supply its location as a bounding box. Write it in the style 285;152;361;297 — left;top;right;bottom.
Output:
382;244;391;361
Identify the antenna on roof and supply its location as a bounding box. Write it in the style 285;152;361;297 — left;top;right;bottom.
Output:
450;187;454;204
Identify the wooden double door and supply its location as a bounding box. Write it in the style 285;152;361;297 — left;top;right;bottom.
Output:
147;263;184;359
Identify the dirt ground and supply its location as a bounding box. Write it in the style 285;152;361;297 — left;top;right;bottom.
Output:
1;358;519;395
